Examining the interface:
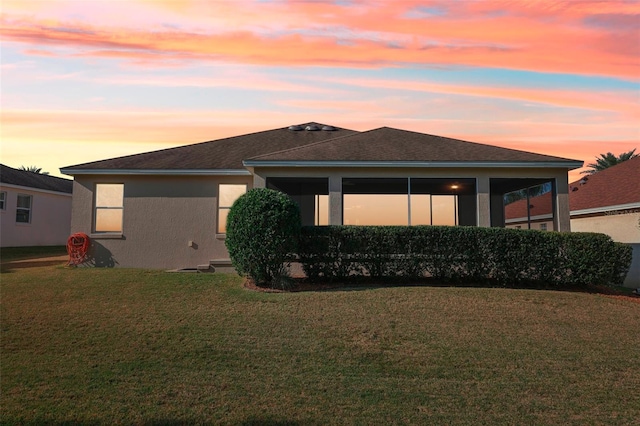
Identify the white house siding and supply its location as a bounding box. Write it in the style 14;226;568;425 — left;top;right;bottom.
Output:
571;212;640;287
70;175;253;269
0;185;72;247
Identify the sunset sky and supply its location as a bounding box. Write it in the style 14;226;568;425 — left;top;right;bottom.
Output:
1;0;638;181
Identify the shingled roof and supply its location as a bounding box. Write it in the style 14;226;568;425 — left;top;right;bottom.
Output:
1;164;73;194
245;127;582;166
61;123;356;174
569;155;640;212
62;124;583;175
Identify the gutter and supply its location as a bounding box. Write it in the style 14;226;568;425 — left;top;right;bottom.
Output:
0;182;72;196
242;160;584;169
60;169;252;176
505;213;553;224
571;202;640;217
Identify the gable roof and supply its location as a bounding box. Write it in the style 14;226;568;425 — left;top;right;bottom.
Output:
61;123;357;175
569;155;640;213
245;127;583;168
0;164;73;194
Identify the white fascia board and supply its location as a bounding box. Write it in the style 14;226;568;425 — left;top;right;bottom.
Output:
242;160;584;169
571;202;640;217
60;168;252;176
505;213;554;224
0;183;72;197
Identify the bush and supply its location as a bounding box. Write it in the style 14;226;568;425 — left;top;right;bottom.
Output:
298;226;633;287
225;188;301;287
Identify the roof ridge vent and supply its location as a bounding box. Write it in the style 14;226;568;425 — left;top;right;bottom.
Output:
288;125;303;131
305;124;320;131
321;125;337;131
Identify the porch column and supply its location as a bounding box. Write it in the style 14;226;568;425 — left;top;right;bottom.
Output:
477;176;491;227
328;175;342;225
252;171;266;188
554;175;571;232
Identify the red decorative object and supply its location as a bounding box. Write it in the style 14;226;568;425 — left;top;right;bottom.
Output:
66;233;90;266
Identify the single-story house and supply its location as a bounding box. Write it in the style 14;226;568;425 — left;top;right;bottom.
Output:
1;164;73;247
60;123;583;270
506;156;640;287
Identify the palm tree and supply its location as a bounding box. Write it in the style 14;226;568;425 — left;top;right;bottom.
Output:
581;149;638;175
19;166;49;175
504;182;551;205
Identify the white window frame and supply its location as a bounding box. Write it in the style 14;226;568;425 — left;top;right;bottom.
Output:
16;194;32;224
0;191;6;210
94;183;124;233
218;184;247;234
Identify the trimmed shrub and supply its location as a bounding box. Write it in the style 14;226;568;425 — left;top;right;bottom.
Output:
225;188;301;287
298;226;633;287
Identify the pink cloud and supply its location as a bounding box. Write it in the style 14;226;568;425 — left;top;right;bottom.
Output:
1;0;638;79
22;48;57;57
320;76;639;121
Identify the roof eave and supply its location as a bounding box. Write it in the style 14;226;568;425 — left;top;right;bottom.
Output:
60;168;252;176
571;202;640;217
0;182;73;196
242;160;584;169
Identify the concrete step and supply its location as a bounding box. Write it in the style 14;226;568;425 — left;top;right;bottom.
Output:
197;264;215;273
209;258;235;273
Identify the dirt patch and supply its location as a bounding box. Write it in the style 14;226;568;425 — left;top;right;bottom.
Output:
600;294;640;304
1;255;69;271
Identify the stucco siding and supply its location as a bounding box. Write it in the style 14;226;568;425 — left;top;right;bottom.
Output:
571;213;640;287
570;213;640;244
0;186;72;247
68;165;574;269
71;175;252;269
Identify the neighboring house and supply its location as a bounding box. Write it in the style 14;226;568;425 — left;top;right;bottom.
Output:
60;123;582;269
0;164;73;247
505;191;554;231
506;156;640;287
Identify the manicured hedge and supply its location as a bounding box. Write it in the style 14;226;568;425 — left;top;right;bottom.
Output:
297;226;632;287
225;188;301;287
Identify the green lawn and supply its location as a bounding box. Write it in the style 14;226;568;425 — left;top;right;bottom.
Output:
1;264;639;425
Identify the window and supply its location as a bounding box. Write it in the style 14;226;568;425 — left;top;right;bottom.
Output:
315;194;329;226
95;184;124;233
218;184;247;233
343;178;408;225
342;178;471;226
16;194;32;223
540;223;547;231
0;191;6;210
